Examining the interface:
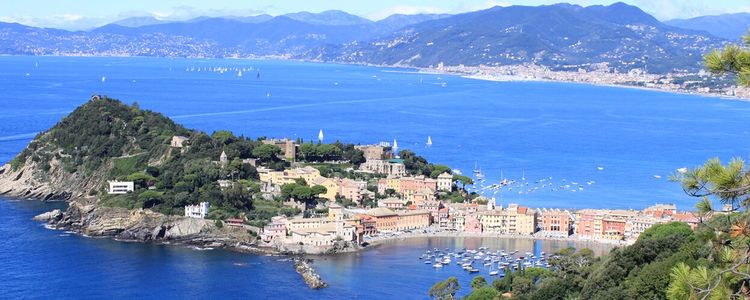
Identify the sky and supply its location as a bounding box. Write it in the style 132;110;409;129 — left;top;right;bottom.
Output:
1;0;749;30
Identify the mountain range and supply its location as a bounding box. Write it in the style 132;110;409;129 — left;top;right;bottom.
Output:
666;13;750;41
0;3;734;73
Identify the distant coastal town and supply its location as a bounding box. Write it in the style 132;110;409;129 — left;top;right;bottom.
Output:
428;63;750;100
108;135;709;254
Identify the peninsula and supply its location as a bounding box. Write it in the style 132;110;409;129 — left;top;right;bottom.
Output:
0;95;703;253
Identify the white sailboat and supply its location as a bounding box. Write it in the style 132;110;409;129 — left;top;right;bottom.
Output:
393;139;399;158
426;136;432;147
101;76;106;82
318;129;324;143
237;70;243;77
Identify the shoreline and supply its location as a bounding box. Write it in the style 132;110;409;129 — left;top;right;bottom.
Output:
5;54;747;101
364;229;627;250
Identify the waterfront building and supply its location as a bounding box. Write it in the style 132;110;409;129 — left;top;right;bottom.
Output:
396;210;431;230
575;209;637;240
643;203;677;218
286;217;328;232
170;135;189;148
538;208;573;236
354;214;378;236
359;159;406;176
363;207;432;232
602;218;627;240
261;215;288;242
261;138;296;160
453;211;465;231
288;222;357;247
479;204;538;235
107;180;134;194
624;215;661;241
464;215;483;233
365;207;400;232
184;202;210;219
437;207;451;229
436;172;453;191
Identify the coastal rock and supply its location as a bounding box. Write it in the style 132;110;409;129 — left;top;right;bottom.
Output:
33;209;62;222
294;258;327;289
164;217;209;238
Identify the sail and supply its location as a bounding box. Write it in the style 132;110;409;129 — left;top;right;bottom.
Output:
426;136;432;146
318;129;324;142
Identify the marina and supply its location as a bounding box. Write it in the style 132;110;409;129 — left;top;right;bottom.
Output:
419;247;551;276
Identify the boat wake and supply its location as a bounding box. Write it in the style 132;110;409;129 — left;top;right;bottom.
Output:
0;132;39;142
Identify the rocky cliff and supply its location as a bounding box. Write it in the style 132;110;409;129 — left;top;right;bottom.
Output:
34;200;257;248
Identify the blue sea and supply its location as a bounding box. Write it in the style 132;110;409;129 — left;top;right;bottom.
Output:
1;56;750;298
0;199;609;299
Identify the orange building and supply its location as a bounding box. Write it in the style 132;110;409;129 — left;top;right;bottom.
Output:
539;208;573;236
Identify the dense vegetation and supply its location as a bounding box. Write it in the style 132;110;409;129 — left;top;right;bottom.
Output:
12;97;303;224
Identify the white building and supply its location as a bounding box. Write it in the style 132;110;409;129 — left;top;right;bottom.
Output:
108;180;134;194
185;202;210;219
437;172;453;191
170;135;189;148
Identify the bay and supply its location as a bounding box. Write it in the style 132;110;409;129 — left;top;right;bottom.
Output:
1;55;749;299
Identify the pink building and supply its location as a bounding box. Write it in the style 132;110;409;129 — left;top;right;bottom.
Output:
464;215;483;233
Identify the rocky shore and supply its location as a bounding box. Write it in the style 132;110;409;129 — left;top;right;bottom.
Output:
32;200;268;253
293;258;328;289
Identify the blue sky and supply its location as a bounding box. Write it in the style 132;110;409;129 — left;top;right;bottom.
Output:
1;0;749;29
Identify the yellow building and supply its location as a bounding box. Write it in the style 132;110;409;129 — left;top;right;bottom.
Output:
480;204;538;235
312;176;339;201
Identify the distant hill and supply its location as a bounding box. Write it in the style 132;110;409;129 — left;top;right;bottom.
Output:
283;10;372;26
315;2;725;73
666;13;750;41
112;16;169;28
0;3;726;73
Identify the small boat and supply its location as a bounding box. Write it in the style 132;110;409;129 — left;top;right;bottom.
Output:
597;166;605;171
653;175;662;179
469;268;479;273
424;261;431;264
433;263;443;268
489;270;499;276
237;70;242;77
101;76;106;82
426;136;432;147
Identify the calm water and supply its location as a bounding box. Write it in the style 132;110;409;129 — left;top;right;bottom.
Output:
0;199;608;299
2;56;749;209
1;56;749;298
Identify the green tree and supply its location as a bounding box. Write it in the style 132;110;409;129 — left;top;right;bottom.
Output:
471;275;487;290
512;276;535;296
311;185;327;197
428;277;460;300
453;174;474;189
704;33;750;86
252;144;282;163
211;130;236;145
465;287;499;300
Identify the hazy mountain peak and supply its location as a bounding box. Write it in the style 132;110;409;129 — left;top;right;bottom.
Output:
283;10;372;26
666;13;750;40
